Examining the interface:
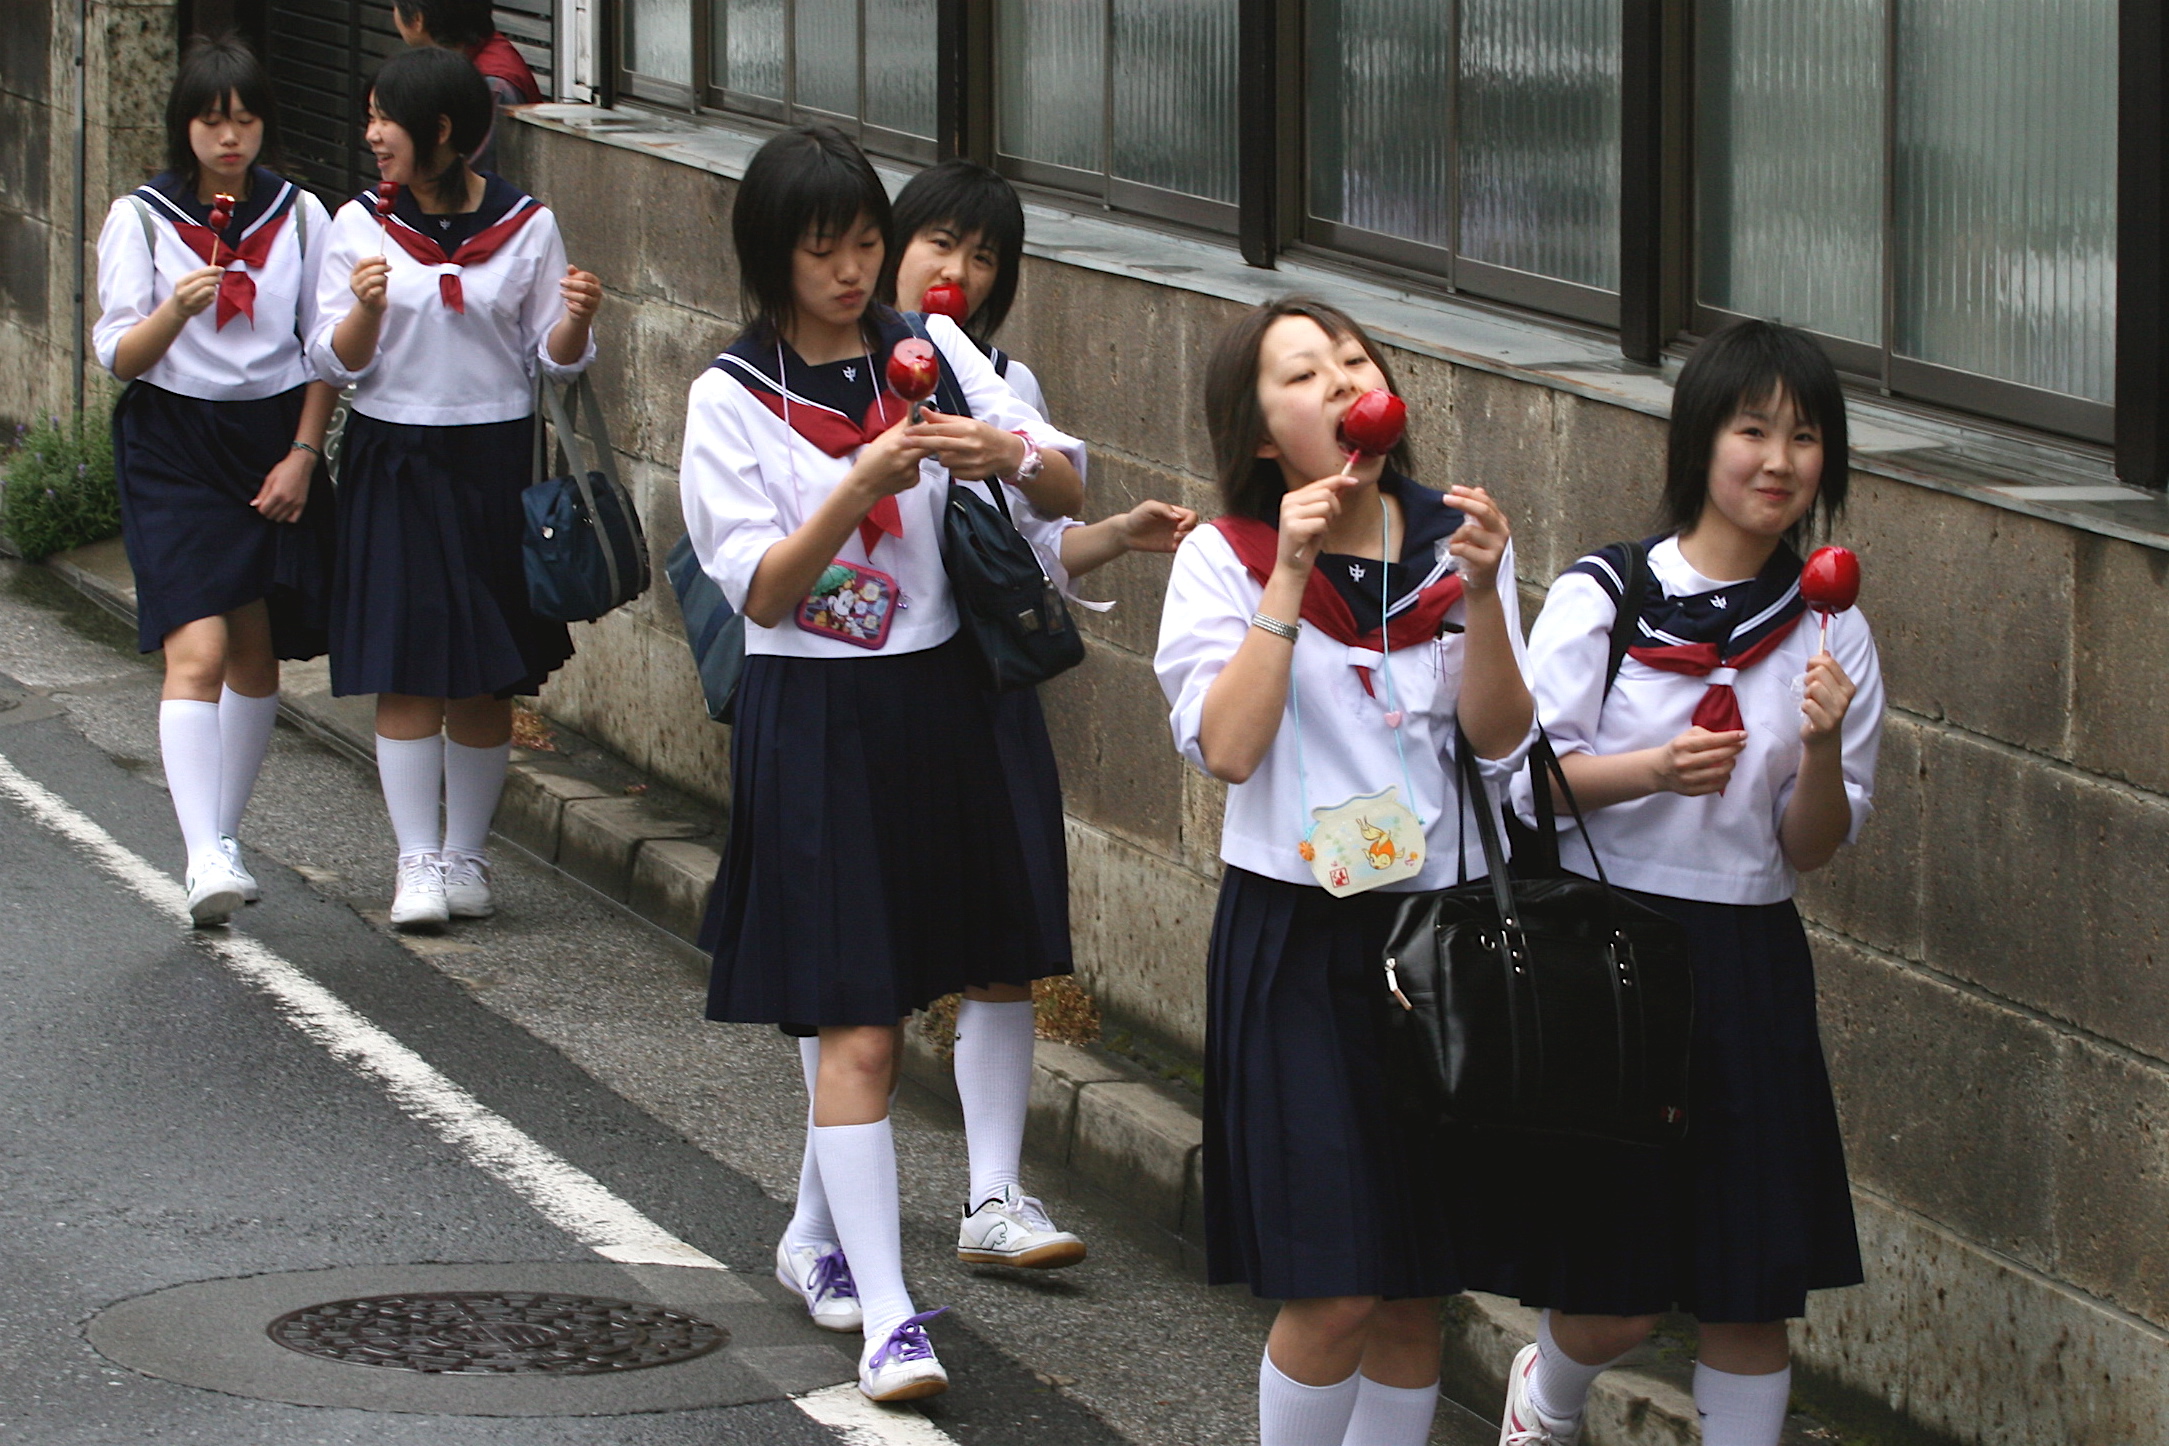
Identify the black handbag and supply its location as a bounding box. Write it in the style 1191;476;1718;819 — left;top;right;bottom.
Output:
898;313;1086;692
523;374;650;624
664;534;745;724
1380;732;1696;1148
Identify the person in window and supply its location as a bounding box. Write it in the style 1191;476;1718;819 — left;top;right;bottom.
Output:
391;0;542;173
93;34;338;926
748;157;1198;1290
678;124;1088;1403
309;46;600;931
1480;320;1884;1446
1154;296;1534;1446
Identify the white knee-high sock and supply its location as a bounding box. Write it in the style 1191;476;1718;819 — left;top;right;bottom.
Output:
1528;1310;1631;1426
811;1119;915;1344
216;686;280;838
375;734;444;860
954;996;1034;1208
1340;1376;1438;1446
442;738;510;859
160;700;224;863
783;1036;837;1252
1259;1353;1361;1446
1693;1362;1792;1446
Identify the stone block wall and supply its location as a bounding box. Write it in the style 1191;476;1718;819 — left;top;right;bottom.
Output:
528;114;2169;1444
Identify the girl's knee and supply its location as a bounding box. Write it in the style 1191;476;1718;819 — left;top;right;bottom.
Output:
1281;1295;1381;1343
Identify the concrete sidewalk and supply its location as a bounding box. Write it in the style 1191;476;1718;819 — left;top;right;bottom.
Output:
44;534;1840;1446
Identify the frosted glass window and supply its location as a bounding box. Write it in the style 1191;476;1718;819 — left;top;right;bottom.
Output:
1458;0;1620;290
999;0;1104;173
1307;0;1452;245
795;0;859;116
1111;0;1239;202
1894;0;2115;403
865;0;938;136
715;0;785;100
1697;0;1883;345
625;0;693;84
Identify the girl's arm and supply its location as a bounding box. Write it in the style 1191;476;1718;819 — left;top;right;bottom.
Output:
111;270;222;380
740;419;933;628
330;255;389;372
1447;486;1535;760
249;380;337;524
910;315;1087;516
548;266;601;366
1058;500;1198;578
1778;649;1861;871
94;201;222;382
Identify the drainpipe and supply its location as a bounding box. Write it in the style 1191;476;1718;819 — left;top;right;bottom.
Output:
72;0;90;419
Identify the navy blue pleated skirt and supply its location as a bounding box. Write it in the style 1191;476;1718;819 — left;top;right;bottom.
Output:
1454;892;1863;1323
329;412;573;699
993;686;1071;969
1204;867;1464;1302
702;632;1068;1028
112;382;335;657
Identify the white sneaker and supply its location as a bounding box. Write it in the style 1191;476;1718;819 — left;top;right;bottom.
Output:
184;851;246;927
218;836;261;904
439;851;496;919
956;1184;1087;1268
775;1239;862;1333
388;854;449;931
1499;1341;1582;1445
858;1309;948;1403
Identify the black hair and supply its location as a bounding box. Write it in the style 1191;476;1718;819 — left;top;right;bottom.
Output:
876;160;1025;343
164;34;282;184
369;46;492;209
1203;295;1413;524
392;0;497;48
730;125;893;348
1664;318;1849;546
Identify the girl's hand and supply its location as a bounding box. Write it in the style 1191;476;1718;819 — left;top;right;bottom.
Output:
251;449;314;524
1276;473;1358;575
1655;726;1748;796
168;265;224;319
1445;485;1511;594
349;255;390;314
847;415;936;501
1113;499;1199;554
559;266;603;322
905;410;1024;480
1800;651;1856;744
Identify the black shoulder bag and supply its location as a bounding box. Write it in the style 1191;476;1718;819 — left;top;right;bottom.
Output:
1379;728;1696;1149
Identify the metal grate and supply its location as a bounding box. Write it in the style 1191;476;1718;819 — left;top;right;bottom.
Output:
267;1291;728;1375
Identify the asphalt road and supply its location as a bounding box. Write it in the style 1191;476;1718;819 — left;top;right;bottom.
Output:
0;557;1496;1446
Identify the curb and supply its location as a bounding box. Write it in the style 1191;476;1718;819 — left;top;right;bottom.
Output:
37;538;1713;1446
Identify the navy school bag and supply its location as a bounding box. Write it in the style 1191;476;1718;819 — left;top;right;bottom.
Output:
665;534;745;724
523;374;650;623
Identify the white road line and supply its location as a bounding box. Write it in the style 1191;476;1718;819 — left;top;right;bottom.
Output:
0;749;956;1446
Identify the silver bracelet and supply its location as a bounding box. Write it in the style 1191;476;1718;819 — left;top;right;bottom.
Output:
1249;612;1301;643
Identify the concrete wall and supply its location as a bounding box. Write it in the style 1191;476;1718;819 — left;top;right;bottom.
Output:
0;1;177;429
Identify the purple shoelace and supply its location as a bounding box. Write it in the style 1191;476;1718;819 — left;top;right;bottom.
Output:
867;1308;947;1370
809;1247;858;1303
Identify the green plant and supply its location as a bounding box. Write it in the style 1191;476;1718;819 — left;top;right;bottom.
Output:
1;406;121;562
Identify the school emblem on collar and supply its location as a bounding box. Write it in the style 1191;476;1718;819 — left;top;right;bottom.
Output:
842;365;858;381
1300;786;1423;897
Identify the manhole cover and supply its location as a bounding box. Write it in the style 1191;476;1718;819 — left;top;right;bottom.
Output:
268;1292;727;1375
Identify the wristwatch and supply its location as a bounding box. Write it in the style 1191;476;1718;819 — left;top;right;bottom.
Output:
1007;430;1044;485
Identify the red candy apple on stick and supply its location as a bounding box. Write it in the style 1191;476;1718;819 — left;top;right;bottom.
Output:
373;181;398;251
1800;545;1860;653
887;338;941;424
1337;389;1407;472
207;192;235;267
921;283;969;325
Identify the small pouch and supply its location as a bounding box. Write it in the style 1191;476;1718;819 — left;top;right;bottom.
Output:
796;559;900;650
1301;785;1425;897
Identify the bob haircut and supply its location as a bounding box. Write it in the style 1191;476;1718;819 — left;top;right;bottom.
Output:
1203;295;1413;524
369;46;492;207
731;125;893;349
392;0;497;47
876;160;1026;343
1664;318;1850;547
165;34;281;183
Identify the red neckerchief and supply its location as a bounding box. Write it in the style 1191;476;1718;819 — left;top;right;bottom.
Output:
711;352;919;558
469;33;543;104
1210;514;1465;697
136;182;295;330
1620;546;1806;733
377;195;544;312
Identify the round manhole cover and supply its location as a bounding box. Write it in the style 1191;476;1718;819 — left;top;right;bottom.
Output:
267;1292;727;1375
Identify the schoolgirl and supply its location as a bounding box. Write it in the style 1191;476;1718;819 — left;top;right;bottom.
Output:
93;34;337;926
309;45;600;930
1154;297;1535;1446
678;125;1087;1402
390;0;543;174
755;159;1197;1296
1482;319;1883;1446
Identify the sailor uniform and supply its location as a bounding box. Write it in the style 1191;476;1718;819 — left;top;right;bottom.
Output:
93;168;337;656
308;175;592;699
1469;534;1885;1321
684;310;1087;1026
1155;476;1536;1299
